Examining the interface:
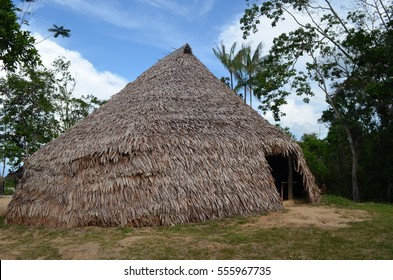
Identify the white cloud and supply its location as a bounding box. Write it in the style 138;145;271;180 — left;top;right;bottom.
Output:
34;33;128;100
45;0;188;48
50;0;143;29
50;0;215;29
144;0;189;16
250;88;328;139
217;7;313;53
262;97;328;139
198;0;215;16
139;0;215;17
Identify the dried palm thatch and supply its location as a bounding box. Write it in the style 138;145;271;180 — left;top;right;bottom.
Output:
6;44;320;227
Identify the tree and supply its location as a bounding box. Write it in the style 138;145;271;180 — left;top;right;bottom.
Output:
240;0;392;201
213;42;237;90
0;0;72;190
219;77;231;88
0;0;72;72
299;133;329;188
214;42;265;105
0;66;59;168
0;57;105;175
233;45;249;103
35;24;71;45
235;42;264;106
0;0;40;72
50;58;104;132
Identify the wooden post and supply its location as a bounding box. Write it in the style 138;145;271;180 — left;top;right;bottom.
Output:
288;154;293;200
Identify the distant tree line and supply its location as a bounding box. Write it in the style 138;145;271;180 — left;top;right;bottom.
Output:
0;0;104;182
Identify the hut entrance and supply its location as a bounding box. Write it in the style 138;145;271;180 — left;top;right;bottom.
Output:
267;154;305;201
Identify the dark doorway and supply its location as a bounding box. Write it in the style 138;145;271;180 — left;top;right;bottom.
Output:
266;155;305;200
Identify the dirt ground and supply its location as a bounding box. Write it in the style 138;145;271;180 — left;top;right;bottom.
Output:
0;197;371;229
253;200;371;229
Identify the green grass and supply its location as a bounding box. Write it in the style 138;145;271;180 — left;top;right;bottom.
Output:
0;195;392;259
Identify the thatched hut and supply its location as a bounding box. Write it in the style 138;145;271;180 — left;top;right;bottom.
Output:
6;44;320;227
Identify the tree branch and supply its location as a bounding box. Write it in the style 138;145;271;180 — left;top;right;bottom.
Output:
280;3;356;63
324;0;351;34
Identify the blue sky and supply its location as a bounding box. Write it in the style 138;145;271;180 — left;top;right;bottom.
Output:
28;0;243;81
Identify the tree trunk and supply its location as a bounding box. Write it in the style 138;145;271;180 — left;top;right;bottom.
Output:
325;92;360;202
1;157;6;195
342;123;360;201
244;85;247;103
230;72;234;90
250;88;252;107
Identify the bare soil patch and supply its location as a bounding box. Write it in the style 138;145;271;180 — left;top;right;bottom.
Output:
252;200;372;229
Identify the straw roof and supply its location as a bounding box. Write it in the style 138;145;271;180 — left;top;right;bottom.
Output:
6;44;320;227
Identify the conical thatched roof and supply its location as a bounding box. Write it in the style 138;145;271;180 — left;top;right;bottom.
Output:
6;44;320;227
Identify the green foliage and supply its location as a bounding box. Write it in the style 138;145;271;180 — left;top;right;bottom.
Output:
35;24;71;45
299;121;393;202
213;42;237;90
0;66;59;167
51;58;103;132
219;77;230;88
0;57;105;171
298;134;329;186
0;0;75;176
47;24;71;38
2;175;17;194
234;42;265;106
322;195;357;208
254;56;296;120
323;123;353;198
0;0;40;71
213;41;265;105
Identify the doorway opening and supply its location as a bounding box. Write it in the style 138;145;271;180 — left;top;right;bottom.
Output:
266;154;305;201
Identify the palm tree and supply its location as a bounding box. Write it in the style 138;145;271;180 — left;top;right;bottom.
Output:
245;42;264;107
35;25;71;45
213;42;237;90
233;46;249;103
234;42;264;106
48;25;71;38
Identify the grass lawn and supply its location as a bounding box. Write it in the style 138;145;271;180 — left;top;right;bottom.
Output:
0;195;392;259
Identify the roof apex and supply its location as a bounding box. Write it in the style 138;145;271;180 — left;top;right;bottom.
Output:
183;43;192;54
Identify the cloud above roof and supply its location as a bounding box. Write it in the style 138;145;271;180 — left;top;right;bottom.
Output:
34;33;127;101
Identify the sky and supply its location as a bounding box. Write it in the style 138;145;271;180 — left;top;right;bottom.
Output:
16;0;328;140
